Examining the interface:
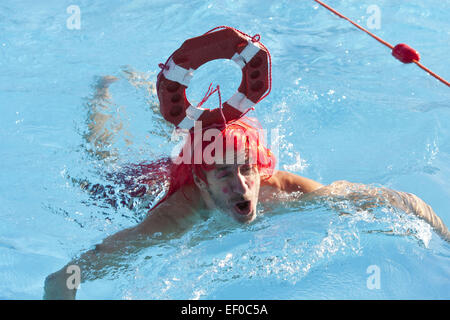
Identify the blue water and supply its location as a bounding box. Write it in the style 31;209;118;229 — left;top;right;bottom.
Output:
1;0;449;299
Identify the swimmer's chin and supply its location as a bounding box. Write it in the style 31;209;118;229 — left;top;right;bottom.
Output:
231;209;257;224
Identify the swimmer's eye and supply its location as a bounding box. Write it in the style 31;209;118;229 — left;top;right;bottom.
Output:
240;165;254;175
216;171;231;179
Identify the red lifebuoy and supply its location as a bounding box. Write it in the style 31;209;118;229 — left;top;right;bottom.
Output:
156;27;270;130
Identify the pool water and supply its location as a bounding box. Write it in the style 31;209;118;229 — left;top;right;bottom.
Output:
1;0;449;299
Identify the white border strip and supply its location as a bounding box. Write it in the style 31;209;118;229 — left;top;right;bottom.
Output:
185;105;204;120
231;41;260;69
226;92;255;113
163;58;194;86
177;105;204;129
177;117;195;130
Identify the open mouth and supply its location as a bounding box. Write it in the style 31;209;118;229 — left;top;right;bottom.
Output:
234;200;252;216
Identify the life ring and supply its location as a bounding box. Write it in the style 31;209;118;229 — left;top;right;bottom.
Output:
156;27;270;130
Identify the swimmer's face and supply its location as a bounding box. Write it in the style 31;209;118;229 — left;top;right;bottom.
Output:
198;154;261;223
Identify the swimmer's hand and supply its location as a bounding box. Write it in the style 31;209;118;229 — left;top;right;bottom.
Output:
43;269;77;300
43;185;200;299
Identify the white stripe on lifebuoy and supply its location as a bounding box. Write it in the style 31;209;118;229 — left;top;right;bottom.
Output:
177;105;205;129
163;58;194;86
177;116;196;130
186;104;205;120
231;41;260;69
226;92;255;113
231;53;246;69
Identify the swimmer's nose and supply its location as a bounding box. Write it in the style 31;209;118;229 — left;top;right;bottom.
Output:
231;172;248;195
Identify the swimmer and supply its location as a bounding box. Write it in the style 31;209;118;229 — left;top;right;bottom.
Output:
43;76;449;300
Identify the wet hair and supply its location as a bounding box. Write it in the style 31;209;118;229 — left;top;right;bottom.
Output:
137;117;276;211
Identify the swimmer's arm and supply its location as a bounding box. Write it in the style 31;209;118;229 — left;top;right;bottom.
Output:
376;188;450;241
308;181;450;241
83;76;122;161
43;224;145;300
44;190;197;300
339;183;450;240
262;170;324;194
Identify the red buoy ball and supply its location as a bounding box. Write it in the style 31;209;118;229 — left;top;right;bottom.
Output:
392;43;420;64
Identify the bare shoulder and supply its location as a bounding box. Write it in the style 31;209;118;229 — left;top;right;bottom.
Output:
137;184;205;235
261;170;324;193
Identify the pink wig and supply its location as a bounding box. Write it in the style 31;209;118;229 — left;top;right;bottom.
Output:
133;117;276;212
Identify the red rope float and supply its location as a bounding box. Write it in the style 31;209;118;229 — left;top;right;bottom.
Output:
314;0;449;87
